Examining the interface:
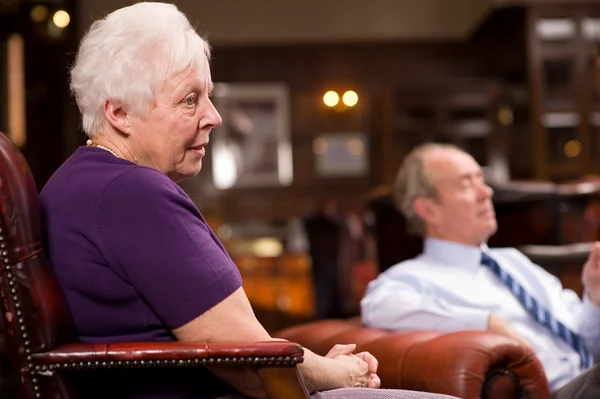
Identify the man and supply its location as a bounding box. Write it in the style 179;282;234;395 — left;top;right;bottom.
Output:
361;143;600;398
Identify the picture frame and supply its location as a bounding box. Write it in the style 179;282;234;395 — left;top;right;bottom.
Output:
313;132;369;178
210;83;293;189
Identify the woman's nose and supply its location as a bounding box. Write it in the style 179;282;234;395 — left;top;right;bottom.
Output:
201;101;222;130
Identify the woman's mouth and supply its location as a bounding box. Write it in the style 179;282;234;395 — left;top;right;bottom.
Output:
190;143;207;157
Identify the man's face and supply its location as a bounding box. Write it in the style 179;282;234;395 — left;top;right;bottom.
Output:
420;148;497;245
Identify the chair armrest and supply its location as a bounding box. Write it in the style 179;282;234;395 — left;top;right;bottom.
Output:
519;243;592;265
397;330;550;399
30;341;310;399
276;320;550;399
31;341;304;371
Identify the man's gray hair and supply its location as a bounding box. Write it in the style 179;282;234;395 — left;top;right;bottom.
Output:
393;142;462;236
70;2;211;137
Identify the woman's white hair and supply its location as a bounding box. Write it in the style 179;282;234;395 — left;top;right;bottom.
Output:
70;2;211;137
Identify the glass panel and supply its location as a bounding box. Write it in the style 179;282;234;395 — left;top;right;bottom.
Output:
396;129;429;157
582;18;600;42
543;111;580;162
464;137;487;167
542;60;576;109
589;56;600;109
400;105;436;130
445;105;490;138
445;120;491;138
589;49;600;158
542;112;580;128
431;135;455;147
590;112;600;159
546;127;581;163
405;105;435;120
448;107;487;120
536;18;576;42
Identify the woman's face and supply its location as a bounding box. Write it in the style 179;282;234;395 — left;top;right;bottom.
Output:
128;58;222;182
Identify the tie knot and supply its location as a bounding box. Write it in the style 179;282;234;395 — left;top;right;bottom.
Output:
481;252;494;266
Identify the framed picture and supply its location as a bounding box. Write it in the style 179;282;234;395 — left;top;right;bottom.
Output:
313;132;369;178
210;83;293;189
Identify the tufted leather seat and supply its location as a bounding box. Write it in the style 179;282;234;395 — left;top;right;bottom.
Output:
277;318;551;399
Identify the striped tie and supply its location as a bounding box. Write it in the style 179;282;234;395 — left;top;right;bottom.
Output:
481;252;593;368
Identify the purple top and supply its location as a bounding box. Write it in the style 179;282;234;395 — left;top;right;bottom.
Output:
40;146;243;398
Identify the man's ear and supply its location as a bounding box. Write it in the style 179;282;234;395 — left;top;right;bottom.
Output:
413;197;439;225
103;99;131;136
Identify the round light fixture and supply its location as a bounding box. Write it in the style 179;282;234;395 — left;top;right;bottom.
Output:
323;91;339;107
342;90;358;107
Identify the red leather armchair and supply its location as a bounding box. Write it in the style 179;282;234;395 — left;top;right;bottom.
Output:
300;191;549;398
0;133;309;399
277;318;551;399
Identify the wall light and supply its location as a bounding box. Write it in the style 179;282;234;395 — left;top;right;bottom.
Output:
30;5;49;23
342;90;358;107
323;91;339;107
52;10;70;28
497;105;514;126
564;139;582;158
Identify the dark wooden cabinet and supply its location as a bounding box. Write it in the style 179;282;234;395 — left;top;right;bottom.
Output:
528;6;600;180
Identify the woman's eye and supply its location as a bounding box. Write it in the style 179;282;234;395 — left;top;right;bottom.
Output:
185;96;196;106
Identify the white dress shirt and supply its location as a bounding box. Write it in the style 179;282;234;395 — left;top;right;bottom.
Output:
361;238;600;391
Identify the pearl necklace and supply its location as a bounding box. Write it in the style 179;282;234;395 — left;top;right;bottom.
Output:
86;139;119;158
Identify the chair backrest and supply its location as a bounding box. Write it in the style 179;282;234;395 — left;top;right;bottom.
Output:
303;208;368;318
0;133;75;396
366;194;423;272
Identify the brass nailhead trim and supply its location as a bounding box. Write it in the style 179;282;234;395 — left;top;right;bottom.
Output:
0;230;39;395
32;355;304;373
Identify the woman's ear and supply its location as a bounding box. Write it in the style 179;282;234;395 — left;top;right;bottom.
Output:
413;197;439;225
102;99;131;136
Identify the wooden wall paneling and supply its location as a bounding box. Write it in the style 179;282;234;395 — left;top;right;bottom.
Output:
0;37;6;135
378;91;397;186
496;0;600;6
574;9;592;173
199;9;528;223
527;8;549;179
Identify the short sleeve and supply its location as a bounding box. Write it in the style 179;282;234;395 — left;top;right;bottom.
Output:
94;167;242;329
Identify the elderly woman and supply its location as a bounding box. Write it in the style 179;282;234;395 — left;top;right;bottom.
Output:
40;3;456;399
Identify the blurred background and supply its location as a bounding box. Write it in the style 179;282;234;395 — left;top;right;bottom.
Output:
2;0;600;332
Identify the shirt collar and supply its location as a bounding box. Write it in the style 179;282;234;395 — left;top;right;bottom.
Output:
423;238;489;273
